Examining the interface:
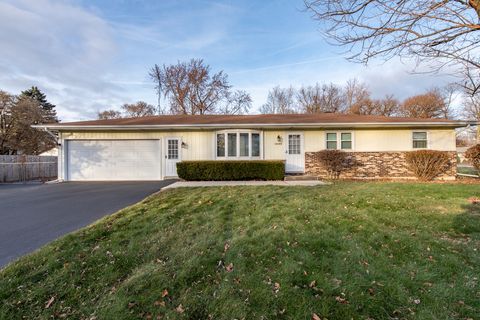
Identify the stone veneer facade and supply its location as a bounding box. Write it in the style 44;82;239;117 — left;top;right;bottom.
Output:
305;151;457;180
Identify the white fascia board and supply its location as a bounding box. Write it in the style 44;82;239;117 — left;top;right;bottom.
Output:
32;121;474;131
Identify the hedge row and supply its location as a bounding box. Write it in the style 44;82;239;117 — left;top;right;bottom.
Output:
176;160;285;181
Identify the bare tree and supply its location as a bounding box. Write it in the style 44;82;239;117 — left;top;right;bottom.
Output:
374;95;400;117
97;109;122;120
297;83;345;113
148;64;165;115
260;86;297;114
150;59;238;115
121;101;156;118
400;89;449;119
344;79;371;114
304;0;480;95
350;95;400;116
219;90;252;115
463;95;480;121
344;78;370;113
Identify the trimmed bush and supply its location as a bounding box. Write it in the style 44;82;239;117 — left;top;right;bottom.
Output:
316;149;349;179
405;150;451;181
465;144;480;173
176;160;285;181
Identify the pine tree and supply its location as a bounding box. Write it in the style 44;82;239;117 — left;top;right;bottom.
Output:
19;86;58;123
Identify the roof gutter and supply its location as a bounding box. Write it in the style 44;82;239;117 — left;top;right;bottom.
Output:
32;121;476;131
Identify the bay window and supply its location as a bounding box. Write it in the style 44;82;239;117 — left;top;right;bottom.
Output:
216;131;262;159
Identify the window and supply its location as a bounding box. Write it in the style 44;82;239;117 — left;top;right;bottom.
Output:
228;133;237;157
251;133;260;157
216;131;262;158
240;133;249;156
216;134;225;157
288;134;301;154
326;133;337;150
167;139;179;159
412;132;428;149
341;133;352;150
326;132;353;150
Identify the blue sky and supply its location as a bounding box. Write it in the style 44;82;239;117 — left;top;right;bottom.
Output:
0;0;455;121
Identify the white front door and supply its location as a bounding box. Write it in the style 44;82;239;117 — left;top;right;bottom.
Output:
285;133;304;173
165;138;181;177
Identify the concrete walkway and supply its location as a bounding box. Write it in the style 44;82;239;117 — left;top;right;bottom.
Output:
163;180;328;189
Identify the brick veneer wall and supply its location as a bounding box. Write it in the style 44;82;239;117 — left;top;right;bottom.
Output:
305;151;457;180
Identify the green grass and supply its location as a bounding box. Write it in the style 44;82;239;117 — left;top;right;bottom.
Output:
1;182;479;319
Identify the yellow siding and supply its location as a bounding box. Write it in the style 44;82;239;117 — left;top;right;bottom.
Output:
353;129;456;152
63;131;215;160
304;130;325;152
263;131;285;160
62;128;457;161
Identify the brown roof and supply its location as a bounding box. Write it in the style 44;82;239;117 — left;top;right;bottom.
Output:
48;113;465;126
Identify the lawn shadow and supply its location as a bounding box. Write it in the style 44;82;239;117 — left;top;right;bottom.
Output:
452;202;480;236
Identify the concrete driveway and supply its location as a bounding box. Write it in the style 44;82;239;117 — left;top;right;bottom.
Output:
0;181;175;267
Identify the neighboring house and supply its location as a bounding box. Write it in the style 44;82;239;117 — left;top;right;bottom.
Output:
39;147;58;157
34;114;474;181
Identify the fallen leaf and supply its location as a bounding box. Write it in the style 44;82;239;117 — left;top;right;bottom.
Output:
413;299;421;305
161;289;169;297
335;296;349;304
128;302;136;309
273;282;281;293
176;304;185;313
154;300;166;307
312;313;321;320
225;263;234;272
468;197;480;204
224;242;230;252
309;280;317;288
45;296;55;309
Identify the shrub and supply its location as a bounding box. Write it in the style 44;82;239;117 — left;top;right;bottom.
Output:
405;150;451;181
316;149;349;179
176;160;285;181
465;144;480;173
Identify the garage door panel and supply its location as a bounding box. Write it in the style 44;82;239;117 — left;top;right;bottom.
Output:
67;140;161;181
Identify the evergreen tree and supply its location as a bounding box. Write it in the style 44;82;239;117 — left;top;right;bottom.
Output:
19;86;58;123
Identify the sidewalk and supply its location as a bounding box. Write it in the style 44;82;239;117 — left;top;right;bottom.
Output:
163;180;328;189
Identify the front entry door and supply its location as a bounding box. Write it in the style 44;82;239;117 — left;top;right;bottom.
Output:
165;138;181;177
285;133;304;173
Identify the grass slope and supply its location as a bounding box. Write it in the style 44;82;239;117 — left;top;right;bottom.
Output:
1;182;479;319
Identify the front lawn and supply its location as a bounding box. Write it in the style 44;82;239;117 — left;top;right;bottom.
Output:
1;182;479;319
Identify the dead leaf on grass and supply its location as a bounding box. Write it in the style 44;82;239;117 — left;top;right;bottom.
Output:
175;304;185;313
161;289;169;297
468;197;480;204
45;296;55;309
312;313;321;320
225;263;234;272
335;296;349;304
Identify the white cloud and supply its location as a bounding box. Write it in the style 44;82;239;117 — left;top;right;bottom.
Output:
0;0;122;121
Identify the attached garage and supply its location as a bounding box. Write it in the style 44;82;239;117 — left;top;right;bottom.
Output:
66;140;161;181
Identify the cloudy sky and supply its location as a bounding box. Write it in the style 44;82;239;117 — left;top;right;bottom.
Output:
0;0;456;121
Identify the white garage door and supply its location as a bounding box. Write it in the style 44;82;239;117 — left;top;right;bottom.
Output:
67;140;161;181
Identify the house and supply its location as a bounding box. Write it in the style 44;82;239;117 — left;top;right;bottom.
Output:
39;147;58;157
34;114;474;181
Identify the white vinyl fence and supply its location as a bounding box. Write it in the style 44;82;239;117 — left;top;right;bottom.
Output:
0;155;57;183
